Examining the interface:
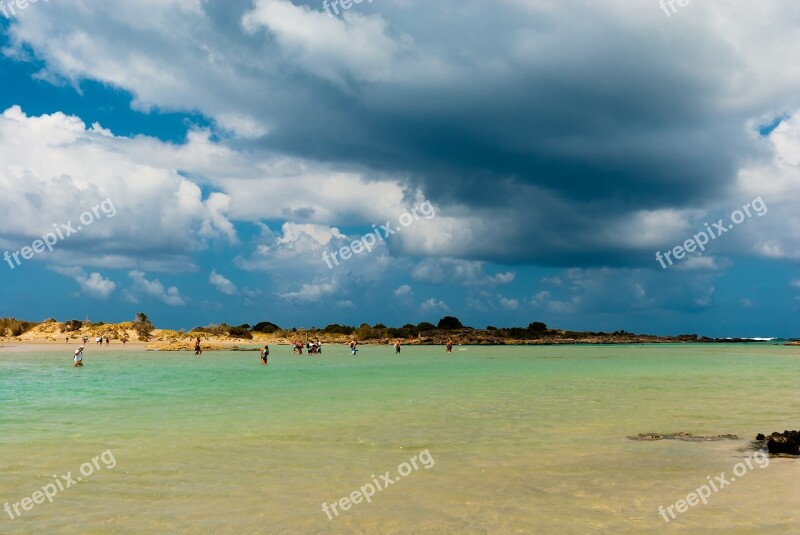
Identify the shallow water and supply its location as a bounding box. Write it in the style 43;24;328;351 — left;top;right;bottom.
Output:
1;344;799;533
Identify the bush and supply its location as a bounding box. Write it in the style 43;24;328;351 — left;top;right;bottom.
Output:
356;323;382;340
388;327;416;338
322;324;355;335
192;324;229;336
437;316;464;330
416;322;436;332
1;318;38;337
60;319;83;333
228;326;253;339
252;321;281;333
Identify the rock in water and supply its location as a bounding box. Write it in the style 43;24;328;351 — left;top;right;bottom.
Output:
628;432;738;442
756;430;800;455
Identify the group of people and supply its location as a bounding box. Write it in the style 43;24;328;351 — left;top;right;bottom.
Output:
73;338;456;367
67;335;128;346
292;340;323;355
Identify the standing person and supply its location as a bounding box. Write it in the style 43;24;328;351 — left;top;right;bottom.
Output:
121;337;128;348
446;339;453;353
73;346;85;367
349;339;358;355
194;337;203;355
394;340;401;354
105;337;110;345
82;335;89;345
317;340;323;355
261;345;270;365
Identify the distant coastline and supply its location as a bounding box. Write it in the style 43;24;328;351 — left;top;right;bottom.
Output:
0;317;793;351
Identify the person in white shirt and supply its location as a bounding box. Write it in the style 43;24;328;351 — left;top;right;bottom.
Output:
74;346;84;367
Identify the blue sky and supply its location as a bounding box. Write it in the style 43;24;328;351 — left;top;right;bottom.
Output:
0;1;798;336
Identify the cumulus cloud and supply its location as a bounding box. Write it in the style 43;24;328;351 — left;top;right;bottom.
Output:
498;297;520;310
50;266;117;299
278;280;338;303
420;297;449;313
2;0;799;334
394;284;413;297
127;270;185;306
209;270;238;296
0;106;236;271
411;258;516;286
4;1;800;267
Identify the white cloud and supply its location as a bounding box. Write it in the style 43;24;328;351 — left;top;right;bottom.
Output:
411;258;516;286
241;0;454;87
128;270;185;306
276;222;347;249
498;297;519;310
278;280;338;303
394;284;413;297
420;297;449;313
0;106;237;270
209;270;238;296
50;266;116;299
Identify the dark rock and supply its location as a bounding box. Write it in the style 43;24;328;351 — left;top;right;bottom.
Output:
754;430;800;455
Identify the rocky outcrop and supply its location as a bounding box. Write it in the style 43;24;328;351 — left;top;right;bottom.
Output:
755;431;800;455
628;432;738;442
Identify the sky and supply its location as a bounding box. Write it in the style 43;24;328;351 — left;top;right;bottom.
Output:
0;0;798;337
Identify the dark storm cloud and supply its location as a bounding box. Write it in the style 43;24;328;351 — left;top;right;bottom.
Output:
228;0;796;266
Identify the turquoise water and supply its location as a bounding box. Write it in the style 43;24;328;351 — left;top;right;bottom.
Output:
1;344;799;533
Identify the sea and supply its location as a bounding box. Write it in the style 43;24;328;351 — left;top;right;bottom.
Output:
1;343;798;533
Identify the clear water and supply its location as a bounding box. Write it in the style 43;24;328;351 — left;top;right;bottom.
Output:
1;344;799;533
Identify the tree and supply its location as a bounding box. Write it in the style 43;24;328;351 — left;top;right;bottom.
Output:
252;321;281;334
416;321;436;331
323;324;355;334
133;312;154;341
228;326;253;339
356;323;381;340
437;316;464;330
527;322;548;333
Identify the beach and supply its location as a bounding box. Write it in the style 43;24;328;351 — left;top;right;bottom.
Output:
1;343;799;533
